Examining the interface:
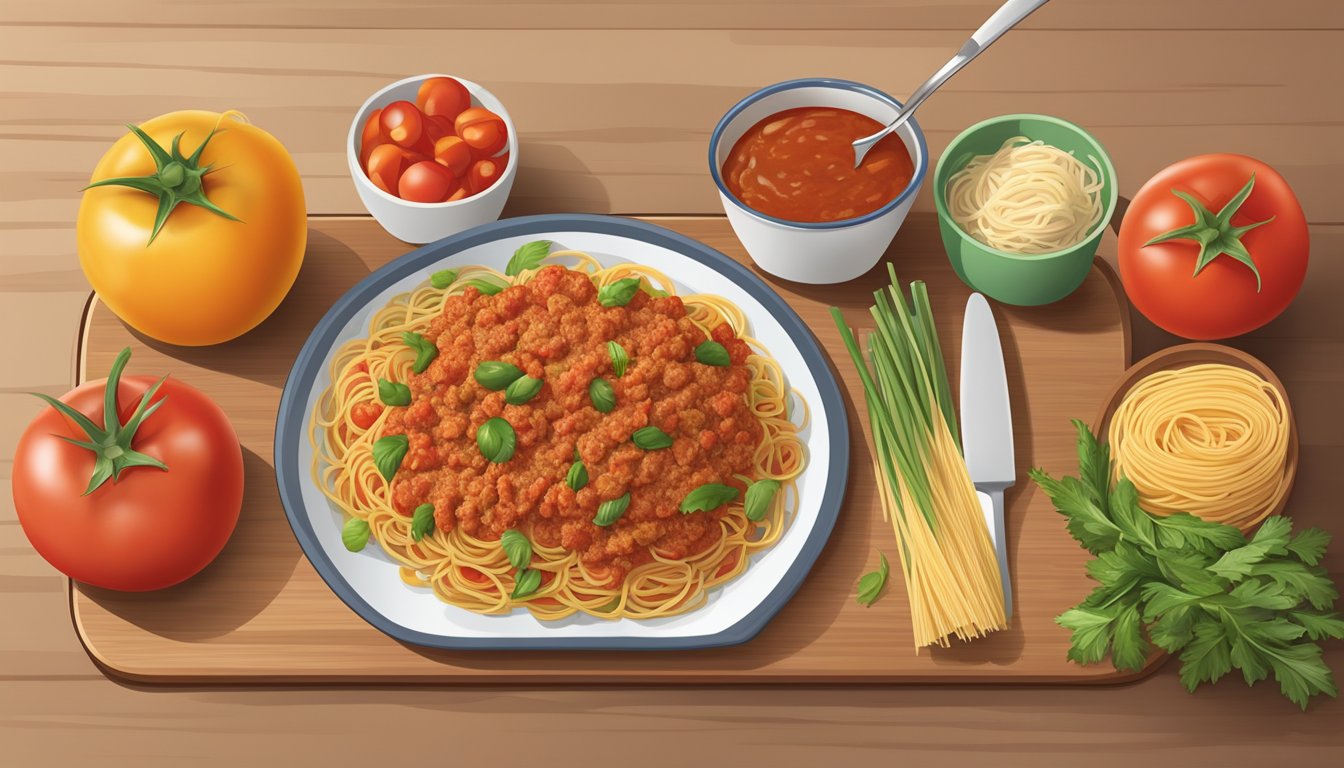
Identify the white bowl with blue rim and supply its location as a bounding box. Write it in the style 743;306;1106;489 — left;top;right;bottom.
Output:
709;78;928;285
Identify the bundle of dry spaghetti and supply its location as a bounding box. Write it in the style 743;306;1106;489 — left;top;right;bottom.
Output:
1109;363;1292;533
946;136;1104;254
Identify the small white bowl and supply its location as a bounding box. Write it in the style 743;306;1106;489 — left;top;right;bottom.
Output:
709;78;928;284
348;74;518;244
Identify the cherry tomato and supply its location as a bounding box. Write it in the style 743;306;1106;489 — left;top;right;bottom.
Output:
467;156;504;195
399;160;456;203
423;113;451;144
380;101;423;148
455;107;508;157
445;184;469;203
366;143;406;195
433;135;473;178
417;77;471;121
359;108;385;165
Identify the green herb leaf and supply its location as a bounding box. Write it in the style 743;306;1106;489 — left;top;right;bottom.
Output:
594;493;630;527
566;460;588;491
855;552;889;606
429;268;458;289
401;331;439;374
463;277;506;295
1109;599;1150;672
1293;611;1344;641
1154;513;1246;556
377;378;411;406
588;377;615;413
597;277;641;307
1029;468;1121;554
1057;604;1120;665
1178;620;1232;693
642;285;669;298
342;518;371;552
694;340;730;367
500;529;532;570
679;483;738;514
1287;528;1331;566
474;361;525;390
505;240;551;276
744;478;780;522
372;434;409;481
512;568;542;599
607;340;629;378
631;425;673;450
476;417;516;463
505;375;543;405
411;503;436;542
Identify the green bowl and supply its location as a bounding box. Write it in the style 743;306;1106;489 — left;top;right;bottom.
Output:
933;114;1117;306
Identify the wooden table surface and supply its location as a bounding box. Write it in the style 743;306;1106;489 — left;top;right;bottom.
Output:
2;1;1342;764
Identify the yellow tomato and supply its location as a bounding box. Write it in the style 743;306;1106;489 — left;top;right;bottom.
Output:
77;110;306;346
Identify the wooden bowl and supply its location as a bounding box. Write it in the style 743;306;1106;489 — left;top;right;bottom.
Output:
1093;342;1299;522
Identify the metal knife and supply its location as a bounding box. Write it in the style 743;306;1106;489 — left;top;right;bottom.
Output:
959;293;1015;617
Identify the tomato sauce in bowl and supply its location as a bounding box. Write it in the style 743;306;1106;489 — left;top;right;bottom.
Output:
721;107;915;223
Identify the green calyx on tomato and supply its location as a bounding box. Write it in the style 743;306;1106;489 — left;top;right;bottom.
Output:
30;347;168;495
83;124;240;245
1143;174;1274;292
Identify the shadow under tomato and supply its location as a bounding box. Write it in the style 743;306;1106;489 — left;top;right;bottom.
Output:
76;447;301;641
128;228;374;389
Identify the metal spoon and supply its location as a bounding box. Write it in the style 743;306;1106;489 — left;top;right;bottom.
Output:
850;0;1051;168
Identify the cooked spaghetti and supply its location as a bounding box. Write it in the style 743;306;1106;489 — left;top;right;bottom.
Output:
1109;362;1291;532
311;248;806;620
946;136;1105;254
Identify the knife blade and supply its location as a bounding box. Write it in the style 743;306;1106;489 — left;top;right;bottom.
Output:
959;292;1014;617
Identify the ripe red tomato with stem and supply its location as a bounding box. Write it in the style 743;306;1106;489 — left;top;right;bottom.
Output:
1118;154;1308;340
11;348;243;591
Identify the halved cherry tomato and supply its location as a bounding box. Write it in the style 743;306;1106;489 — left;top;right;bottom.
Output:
359;108;385;165
455;107;508;157
445;184;469;202
467;156;504;194
433;135;473;178
399;160;456;203
380;101;423;148
366;143;406;194
423;113;451;144
417;77;471;122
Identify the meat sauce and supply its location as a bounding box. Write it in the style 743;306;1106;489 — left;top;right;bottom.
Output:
379;266;762;582
722;106;915;223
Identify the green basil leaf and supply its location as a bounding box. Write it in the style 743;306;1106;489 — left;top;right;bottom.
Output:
377;378;411;407
411;503;436;542
594;493;630;527
607;340;629;378
342;518;371;552
631;425;673;450
429;268;458;289
505;375;543;405
500;529;532;570
475;361;525;390
744;478;781;522
401;331;439;374
573;446;582;461
372;434;409;481
679;483;738;514
566;460;588;491
505;240;551;277
589;377;616;413
511;567;542;599
476;417;516;463
463;277;506;296
597;277;641;307
641;284;670;298
856;553;890;606
694;340;731;367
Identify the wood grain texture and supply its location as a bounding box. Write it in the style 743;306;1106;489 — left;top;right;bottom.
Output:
71;215;1137;683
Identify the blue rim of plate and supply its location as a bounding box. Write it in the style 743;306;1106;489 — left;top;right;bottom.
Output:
707;77;930;230
273;213;850;650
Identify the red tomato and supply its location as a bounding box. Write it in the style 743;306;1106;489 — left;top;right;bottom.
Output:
366;143;406;194
399;160;456;203
417;77;471;121
1118;154;1308;339
467;156;504;194
359;108;384;165
445;184;469;202
380;100;424;148
433;135;473;178
11;348;242;591
423;114;451;144
455;107;508;157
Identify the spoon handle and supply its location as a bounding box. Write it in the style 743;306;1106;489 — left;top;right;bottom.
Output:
853;0;1050;164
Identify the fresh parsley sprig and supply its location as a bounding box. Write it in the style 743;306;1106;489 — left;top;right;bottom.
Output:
1032;419;1343;710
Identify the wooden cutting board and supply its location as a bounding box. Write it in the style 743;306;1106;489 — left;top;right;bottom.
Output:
70;214;1145;684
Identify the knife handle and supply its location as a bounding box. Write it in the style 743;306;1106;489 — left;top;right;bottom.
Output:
977;488;1014;619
